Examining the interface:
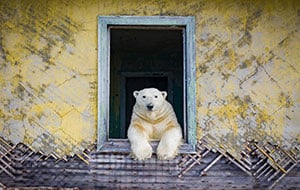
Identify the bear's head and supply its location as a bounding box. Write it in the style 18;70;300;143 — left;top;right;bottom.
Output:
133;88;167;112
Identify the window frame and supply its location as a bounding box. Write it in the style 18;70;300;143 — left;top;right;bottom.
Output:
98;16;196;153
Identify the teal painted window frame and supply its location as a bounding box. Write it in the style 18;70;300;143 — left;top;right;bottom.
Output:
98;16;196;152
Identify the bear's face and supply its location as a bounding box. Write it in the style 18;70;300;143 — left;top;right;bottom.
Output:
133;88;167;112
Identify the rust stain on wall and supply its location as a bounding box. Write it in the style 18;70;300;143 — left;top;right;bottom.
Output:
0;0;299;162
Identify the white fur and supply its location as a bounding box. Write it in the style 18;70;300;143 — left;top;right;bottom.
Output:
127;88;182;160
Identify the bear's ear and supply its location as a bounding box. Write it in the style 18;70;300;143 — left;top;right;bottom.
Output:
133;91;139;98
161;91;167;99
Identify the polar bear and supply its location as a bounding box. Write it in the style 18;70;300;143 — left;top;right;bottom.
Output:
127;88;182;160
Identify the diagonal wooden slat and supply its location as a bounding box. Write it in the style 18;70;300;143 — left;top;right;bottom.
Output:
248;141;299;189
178;138;223;178
178;135;298;189
0;138;17;178
0;137;94;182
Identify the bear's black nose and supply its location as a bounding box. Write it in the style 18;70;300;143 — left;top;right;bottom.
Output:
147;104;154;111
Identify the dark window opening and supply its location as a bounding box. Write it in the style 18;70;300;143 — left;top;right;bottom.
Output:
109;27;184;139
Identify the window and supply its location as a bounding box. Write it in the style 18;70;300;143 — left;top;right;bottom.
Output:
98;16;196;152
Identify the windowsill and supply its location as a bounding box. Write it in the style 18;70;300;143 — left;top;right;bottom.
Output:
99;139;196;154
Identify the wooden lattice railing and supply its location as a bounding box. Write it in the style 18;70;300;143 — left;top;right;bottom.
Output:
0;136;298;189
178;135;299;189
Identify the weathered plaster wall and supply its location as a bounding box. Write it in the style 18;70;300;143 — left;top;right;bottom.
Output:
0;0;299;160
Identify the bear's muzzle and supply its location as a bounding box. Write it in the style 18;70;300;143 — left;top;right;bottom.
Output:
147;103;154;111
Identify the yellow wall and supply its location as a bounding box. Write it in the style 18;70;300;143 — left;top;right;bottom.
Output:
0;0;299;159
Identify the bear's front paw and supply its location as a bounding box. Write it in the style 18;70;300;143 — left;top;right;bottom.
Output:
131;143;153;160
157;145;178;160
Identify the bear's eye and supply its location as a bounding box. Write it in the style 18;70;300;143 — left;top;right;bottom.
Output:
142;95;146;99
154;95;158;98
